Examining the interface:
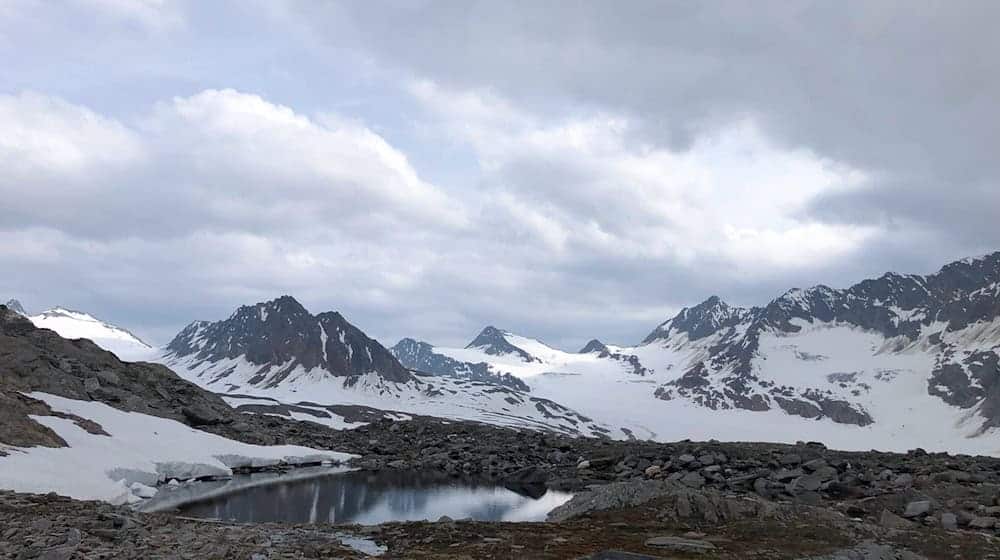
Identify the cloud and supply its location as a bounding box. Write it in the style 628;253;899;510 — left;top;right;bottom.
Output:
0;89;466;240
0;92;143;180
3;2;998;350
410;80;875;271
302;1;1000;269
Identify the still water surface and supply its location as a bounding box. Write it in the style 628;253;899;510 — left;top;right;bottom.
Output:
157;469;572;524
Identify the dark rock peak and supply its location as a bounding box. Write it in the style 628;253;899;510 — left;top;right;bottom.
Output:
392;337;429;354
466;325;506;347
4;299;26;316
166;296;411;384
644;296;748;343
228;295;311;324
391;337;530;391
579;339;608;354
639;251;1000;429
466;326;540;363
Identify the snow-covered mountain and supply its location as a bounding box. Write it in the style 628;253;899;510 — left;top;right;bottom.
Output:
390;253;1000;455
19;304;153;361
159;297;615;438
4;299;26;316
390;337;529;391
162;295;412;389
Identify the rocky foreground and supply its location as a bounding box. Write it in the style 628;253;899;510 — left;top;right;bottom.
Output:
4;416;1000;559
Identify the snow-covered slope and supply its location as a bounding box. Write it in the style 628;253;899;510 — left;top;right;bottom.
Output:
391;253;1000;455
397;327;647;380
0;392;350;504
159;297;617;438
27;307;154;361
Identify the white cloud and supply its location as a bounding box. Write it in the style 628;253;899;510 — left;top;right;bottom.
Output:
144;88;468;232
411;80;877;271
0;92;144;181
0;89;466;239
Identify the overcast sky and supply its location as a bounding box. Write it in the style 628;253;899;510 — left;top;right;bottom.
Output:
1;1;998;349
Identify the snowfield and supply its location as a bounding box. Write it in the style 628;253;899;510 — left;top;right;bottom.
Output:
404;323;1000;456
159;351;619;438
0;393;353;505
27;307;156;362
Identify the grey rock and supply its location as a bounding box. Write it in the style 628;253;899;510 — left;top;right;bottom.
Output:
940;512;958;531
644;536;715;554
576;552;669;560
879;509;915;530
83;377;100;393
968;516;996;529
787;474;823;494
892;473;914;487
802;458;828;471
680;472;705;489
779;453;802;466
39;547;75;560
96;369;120;386
902;500;931;518
63;529;81;547
773;468;804;481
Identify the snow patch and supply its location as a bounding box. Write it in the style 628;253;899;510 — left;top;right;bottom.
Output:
0;393;354;504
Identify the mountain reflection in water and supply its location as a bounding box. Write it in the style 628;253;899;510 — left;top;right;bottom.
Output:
173;469;573;524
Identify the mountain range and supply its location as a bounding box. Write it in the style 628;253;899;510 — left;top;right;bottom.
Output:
9;251;1000;454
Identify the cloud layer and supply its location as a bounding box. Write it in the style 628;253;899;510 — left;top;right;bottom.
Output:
1;1;997;350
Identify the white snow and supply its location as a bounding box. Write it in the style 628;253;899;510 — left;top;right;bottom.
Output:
158;316;1000;456
319;323;329;364
160;348;618;438
222;395;365;431
0;393;354;505
28;307;155;362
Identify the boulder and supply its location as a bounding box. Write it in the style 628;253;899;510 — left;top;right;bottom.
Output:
879;509;915;530
644;536;715;554
680;472;705;489
902;500;931;518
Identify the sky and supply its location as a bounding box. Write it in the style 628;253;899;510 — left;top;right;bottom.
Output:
1;0;998;349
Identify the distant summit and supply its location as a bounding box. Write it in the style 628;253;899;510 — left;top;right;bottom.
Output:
164;295;412;388
391;337;530;391
4;299;26;316
25;306;152;360
578;339;608;354
466;326;542;363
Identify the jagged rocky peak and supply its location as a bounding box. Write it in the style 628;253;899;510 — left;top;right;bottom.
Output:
165;295;411;383
390;337;530;391
4;299;26;316
466;326;540;363
391;337;430;360
644;295;749;343
579;339;608;354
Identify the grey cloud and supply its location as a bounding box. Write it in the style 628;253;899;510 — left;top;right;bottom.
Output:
2;1;998;352
307;1;1000;244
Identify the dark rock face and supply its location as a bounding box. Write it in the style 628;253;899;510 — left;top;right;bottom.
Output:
643;296;751;343
646;252;1000;429
390;338;529;391
4;299;26;316
579;339;609;354
164;295;411;386
0;305;235;448
465;326;541;363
